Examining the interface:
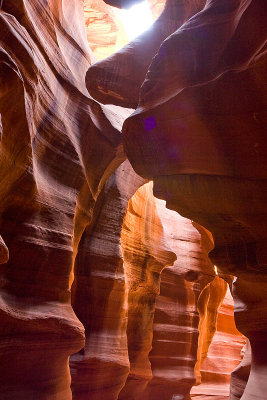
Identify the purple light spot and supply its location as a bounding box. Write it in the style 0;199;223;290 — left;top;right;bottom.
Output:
168;146;180;160
143;116;157;132
158;46;167;60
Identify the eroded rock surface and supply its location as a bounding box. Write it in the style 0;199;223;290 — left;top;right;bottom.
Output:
192;286;246;399
70;161;147;400
119;182;177;400
70;170;178;400
86;0;205;108
71;165;244;399
120;1;267;399
0;1;128;398
229;339;251;400
84;0;128;60
71;166;243;400
1;0;263;399
143;203;215;400
0;234;8;264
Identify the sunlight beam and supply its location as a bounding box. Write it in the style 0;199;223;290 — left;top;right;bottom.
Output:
115;1;154;41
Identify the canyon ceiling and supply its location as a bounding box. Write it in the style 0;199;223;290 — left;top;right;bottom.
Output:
0;1;266;400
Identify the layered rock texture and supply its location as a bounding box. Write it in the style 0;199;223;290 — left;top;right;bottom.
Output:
1;0;266;399
192;286;246;399
70;161;147;400
96;0;266;399
71;166;244;400
0;0;127;398
87;0;266;399
84;0;128;60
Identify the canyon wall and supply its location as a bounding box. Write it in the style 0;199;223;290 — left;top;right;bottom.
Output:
71;168;245;400
1;0;264;399
0;0;128;398
117;1;266;399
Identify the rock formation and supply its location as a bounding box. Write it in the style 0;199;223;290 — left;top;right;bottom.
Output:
84;0;128;60
71;161;245;400
115;1;266;399
86;0;206;108
0;1;128;398
0;234;9;264
141;202;215;400
1;0;265;399
229;339;251;400
192;285;246;399
119;182;177;400
70;161;147;400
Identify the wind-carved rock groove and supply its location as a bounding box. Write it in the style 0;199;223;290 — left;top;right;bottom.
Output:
1;0;264;399
0;0;129;398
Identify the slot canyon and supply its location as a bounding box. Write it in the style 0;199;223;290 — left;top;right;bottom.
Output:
0;0;266;399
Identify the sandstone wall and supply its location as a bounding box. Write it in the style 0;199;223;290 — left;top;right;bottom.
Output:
117;1;266;399
0;1;128;398
1;0;263;399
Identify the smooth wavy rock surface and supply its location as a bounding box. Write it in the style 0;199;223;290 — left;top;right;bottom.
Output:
120;1;267;399
70;165;177;400
229;338;251;400
0;1;129;398
70;160;147;400
192;286;246;398
86;0;205;108
1;0;265;399
84;0;128;60
142;201;215;400
123;0;266;179
70;158;244;400
119;181;177;400
0;234;9;264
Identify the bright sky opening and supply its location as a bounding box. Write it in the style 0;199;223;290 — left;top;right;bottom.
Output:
115;1;154;41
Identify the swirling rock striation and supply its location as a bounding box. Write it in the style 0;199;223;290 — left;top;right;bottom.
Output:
0;0;128;398
119;1;267;399
119;182;177;400
70;160;147;400
142;202;216;400
84;0;129;61
71;163;241;400
0;0;263;399
192;285;246;399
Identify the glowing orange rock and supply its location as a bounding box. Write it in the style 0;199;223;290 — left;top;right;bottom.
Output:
121;2;267;400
